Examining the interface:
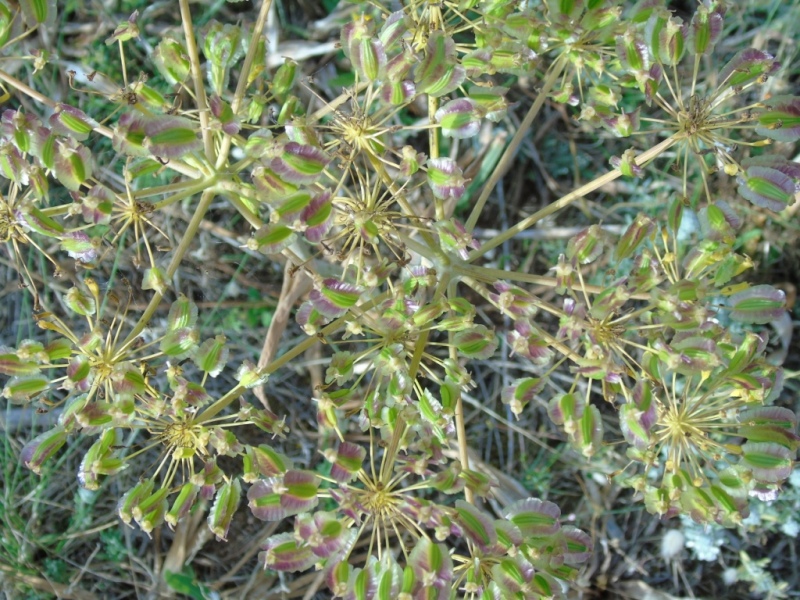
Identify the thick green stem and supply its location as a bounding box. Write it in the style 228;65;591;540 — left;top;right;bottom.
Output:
465;56;567;232
467;136;678;261
40;204;72;218
222;189;263;229
227;156;257;175
395;232;440;263
231;0;272;116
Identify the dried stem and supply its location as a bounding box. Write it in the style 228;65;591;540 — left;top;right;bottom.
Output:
253;261;312;407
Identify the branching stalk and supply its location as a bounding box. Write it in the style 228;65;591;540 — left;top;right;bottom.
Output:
196;291;392;424
465;56;567;232
467;136;678;261
120;189;217;348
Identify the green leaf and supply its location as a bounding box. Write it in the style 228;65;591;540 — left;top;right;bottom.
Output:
0;351;40;377
50;104;97;141
164;567;215;600
310;279;362;317
152;38;191;85
2;374;49;403
756;95;800;143
208;479;241;541
167;294;198;330
193;335;229;377
436;98;481;138
719;48;779;90
416;31;465;97
260;533;317;572
616;214;655;261
453;325;498;360
729;285;785;324
21;425;67;474
455;500;497;551
249;223;295;254
165;483;200;528
19;0;56;26
504;497;560;537
160;327;199;358
742;442;793;483
143;116;201;158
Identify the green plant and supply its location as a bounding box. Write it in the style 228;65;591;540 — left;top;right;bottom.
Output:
0;0;798;597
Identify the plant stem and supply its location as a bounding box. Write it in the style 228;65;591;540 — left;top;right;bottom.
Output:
152;177;218;210
222;189;263;229
454;264;651;300
461;275;581;362
380;272;451;483
232;0;272;116
119;189;217;348
39;205;72;217
308;82;370;124
427;1;443;219
134;178;209;200
228;156;256;175
214;0;274;173
179;0;214;163
395;232;439;262
467;136;678;261
447;277;472;503
196;291;392;424
465;56;567;232
430;94;442;222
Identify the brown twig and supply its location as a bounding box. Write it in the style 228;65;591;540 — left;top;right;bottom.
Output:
253;260;312;408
